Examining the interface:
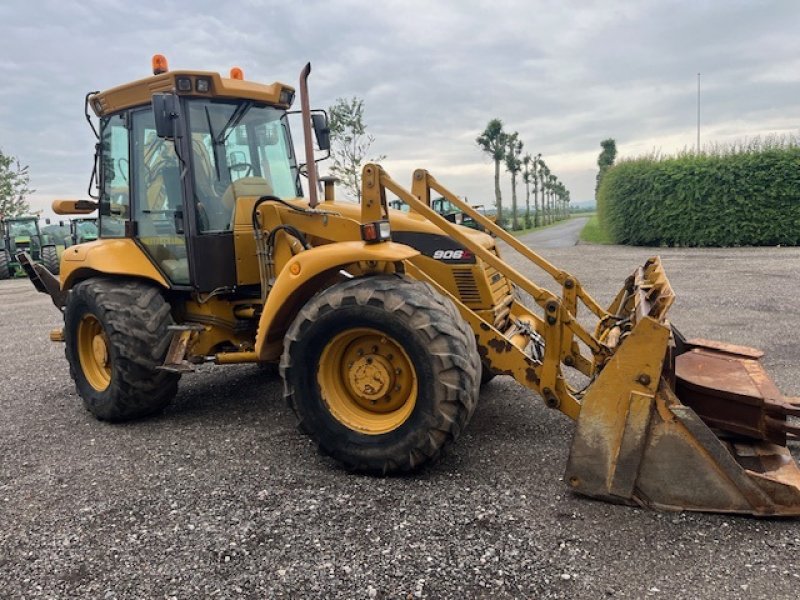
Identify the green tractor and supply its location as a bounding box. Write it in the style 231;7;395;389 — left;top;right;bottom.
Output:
431;197;491;231
63;218;98;247
388;197;491;232
0;216;60;279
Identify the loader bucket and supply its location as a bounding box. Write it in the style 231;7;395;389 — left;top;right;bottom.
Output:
565;318;800;516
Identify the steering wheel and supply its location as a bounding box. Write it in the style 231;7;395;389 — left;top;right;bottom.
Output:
228;162;253;177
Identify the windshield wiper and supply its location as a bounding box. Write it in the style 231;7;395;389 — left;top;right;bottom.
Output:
215;101;252;145
204;106;222;181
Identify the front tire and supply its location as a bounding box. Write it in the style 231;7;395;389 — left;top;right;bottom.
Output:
282;275;480;474
0;250;10;280
64;278;180;421
41;245;59;275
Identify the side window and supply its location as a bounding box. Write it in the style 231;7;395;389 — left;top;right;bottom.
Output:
99;114;130;238
260;121;297;198
131;109;189;285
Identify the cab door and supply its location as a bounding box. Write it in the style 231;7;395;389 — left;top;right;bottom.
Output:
130;108;191;286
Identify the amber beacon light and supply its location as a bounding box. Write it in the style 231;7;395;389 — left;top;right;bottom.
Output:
152;54;169;75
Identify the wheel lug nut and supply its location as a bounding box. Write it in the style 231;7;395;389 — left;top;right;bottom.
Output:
387;353;393;361
371;345;378;353
395;368;402;375
370;399;377;405
357;349;364;356
366;357;373;364
394;385;401;392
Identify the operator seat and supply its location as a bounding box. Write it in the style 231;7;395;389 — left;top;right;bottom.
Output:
222;177;274;230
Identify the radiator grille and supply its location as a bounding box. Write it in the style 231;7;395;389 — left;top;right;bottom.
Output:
453;268;482;304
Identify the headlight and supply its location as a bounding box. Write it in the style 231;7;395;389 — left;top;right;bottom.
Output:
195;77;210;93
279;88;295;106
361;220;391;243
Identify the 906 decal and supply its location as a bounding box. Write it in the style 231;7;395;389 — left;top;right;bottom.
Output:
433;249;472;261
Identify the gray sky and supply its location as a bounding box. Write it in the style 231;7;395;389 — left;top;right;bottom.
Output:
1;0;798;216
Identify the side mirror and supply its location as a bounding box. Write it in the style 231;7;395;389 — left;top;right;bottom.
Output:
311;113;330;151
152;93;182;139
52;199;99;215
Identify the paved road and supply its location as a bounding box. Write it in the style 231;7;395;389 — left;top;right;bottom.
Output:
2;245;800;599
515;216;589;248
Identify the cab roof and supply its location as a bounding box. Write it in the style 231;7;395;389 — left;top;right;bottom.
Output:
89;70;295;117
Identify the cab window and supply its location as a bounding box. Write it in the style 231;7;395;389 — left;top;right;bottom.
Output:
186;100;301;233
98;113;130;238
131;109;189;285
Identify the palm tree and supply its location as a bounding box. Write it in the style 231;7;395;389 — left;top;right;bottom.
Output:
539;162;551;224
476;119;507;225
532;153;542;226
522;154;533;228
504;132;523;230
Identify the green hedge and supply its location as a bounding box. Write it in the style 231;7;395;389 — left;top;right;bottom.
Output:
597;146;800;246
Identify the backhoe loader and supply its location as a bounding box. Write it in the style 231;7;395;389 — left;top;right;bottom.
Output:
22;56;800;516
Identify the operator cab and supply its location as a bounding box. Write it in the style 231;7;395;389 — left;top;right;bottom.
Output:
91;57;306;292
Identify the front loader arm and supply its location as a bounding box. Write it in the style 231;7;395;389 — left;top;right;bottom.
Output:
363;163;675;420
367;163;800;516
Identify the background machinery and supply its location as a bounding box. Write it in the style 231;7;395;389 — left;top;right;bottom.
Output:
63;217;98;247
22;56;800;516
1;215;59;279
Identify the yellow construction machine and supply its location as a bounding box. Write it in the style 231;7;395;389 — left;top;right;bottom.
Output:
22;56;800;516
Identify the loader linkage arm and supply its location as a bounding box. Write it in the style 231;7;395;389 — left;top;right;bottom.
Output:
363;163;800;516
361;163;674;420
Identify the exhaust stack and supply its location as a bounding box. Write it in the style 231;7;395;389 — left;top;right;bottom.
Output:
299;63;319;208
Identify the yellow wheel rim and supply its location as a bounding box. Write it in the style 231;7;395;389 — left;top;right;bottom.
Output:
317;328;418;435
77;314;111;392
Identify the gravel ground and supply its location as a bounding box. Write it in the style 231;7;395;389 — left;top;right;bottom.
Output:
2;232;800;599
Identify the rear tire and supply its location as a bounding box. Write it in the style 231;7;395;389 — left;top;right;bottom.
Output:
0;250;10;280
282;275;480;473
41;245;59;275
64;278;180;421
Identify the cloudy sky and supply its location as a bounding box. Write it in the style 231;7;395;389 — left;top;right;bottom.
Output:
1;0;798;216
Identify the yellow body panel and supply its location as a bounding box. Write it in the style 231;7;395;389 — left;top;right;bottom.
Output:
60;239;169;290
254;241;418;361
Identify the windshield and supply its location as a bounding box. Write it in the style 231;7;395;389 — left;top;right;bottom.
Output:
186;99;301;232
8;220;37;238
432;198;459;214
76;220;98;237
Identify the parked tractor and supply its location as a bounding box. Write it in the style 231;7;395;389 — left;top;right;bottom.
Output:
64;218;98;247
0;216;59;278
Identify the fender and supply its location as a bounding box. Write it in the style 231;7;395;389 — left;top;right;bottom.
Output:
254;241;419;360
60;239;169;290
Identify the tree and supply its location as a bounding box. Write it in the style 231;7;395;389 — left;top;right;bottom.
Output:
522;154;533;228
0;149;33;218
504;132;523;230
539;161;551;224
328;97;385;201
531;153;542;227
596;138;617;197
476;119;507;225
